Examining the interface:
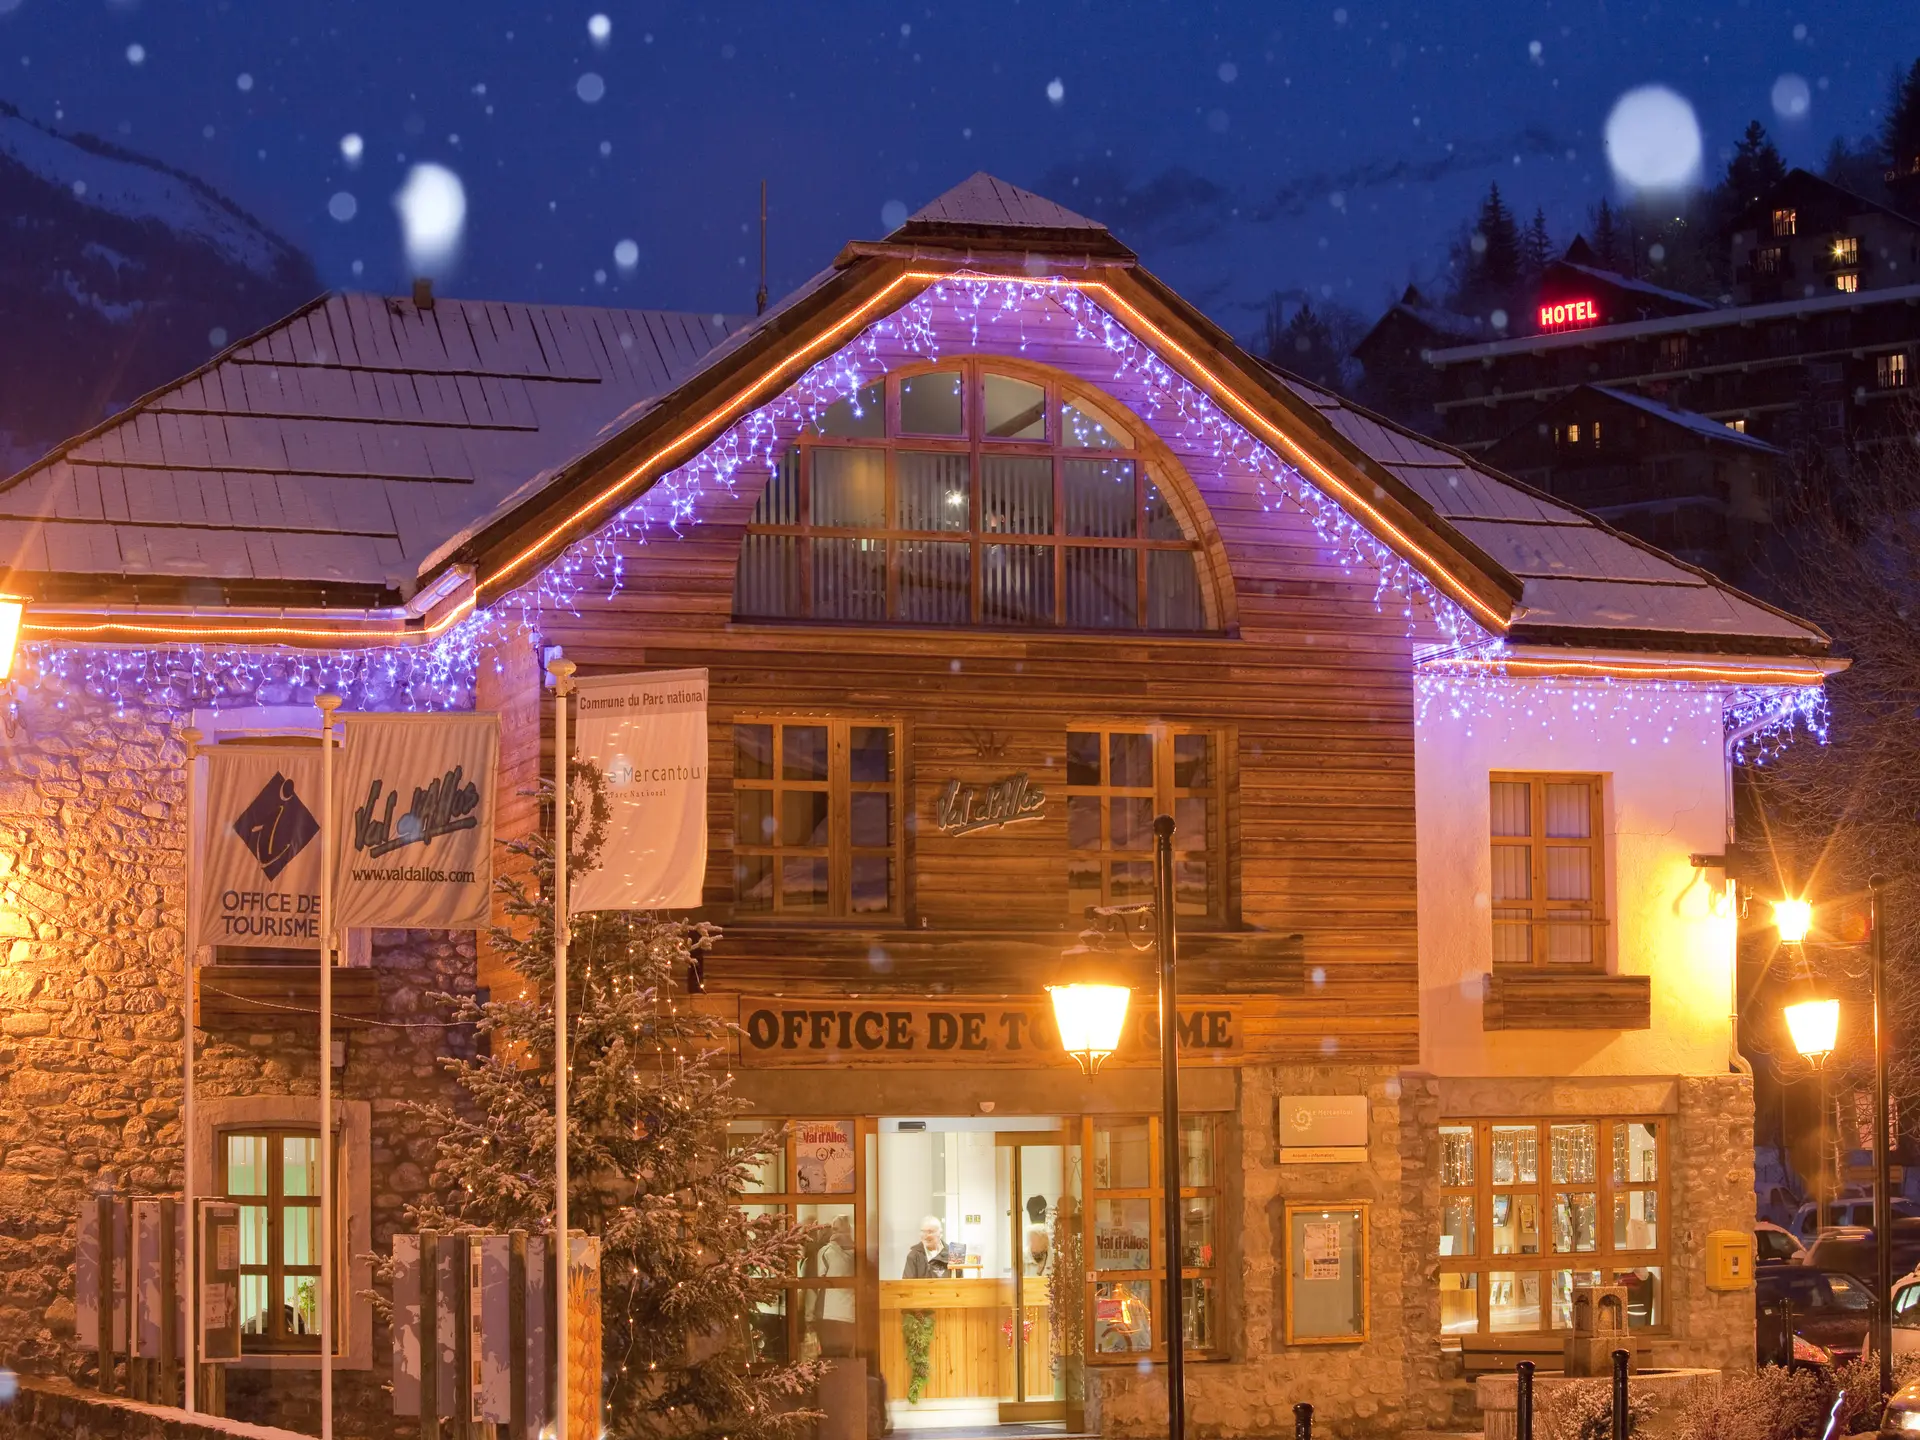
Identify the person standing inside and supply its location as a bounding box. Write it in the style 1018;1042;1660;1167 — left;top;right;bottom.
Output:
813;1215;857;1356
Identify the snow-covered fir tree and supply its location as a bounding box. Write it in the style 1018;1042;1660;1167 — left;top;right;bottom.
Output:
405;762;825;1440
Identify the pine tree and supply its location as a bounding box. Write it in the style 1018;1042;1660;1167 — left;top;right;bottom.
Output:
1724;121;1787;213
1258;296;1338;390
1474;183;1523;299
405;764;825;1440
1588;199;1625;274
1520;208;1554;285
1883;58;1920;176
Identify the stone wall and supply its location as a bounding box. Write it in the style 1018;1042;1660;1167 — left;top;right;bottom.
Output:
1644;1073;1755;1373
0;672;482;1438
1091;1064;1448;1440
0;1377;311;1440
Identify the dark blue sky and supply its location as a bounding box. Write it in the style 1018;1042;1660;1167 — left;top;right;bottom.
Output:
2;0;1914;337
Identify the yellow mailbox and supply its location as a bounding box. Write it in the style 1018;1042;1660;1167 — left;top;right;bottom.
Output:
1706;1229;1754;1290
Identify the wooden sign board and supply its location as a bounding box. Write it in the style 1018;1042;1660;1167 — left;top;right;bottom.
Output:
735;997;1242;1067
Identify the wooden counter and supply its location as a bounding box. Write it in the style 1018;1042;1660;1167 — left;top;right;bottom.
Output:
878;1277;1055;1403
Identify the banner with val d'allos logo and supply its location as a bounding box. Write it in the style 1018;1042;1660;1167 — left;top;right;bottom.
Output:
331;713;499;931
199;746;326;949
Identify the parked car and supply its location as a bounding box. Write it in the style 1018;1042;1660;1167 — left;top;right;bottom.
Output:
1757;1221;1807;1265
1793;1196;1920;1247
1806;1220;1920;1288
1757;1263;1874;1368
1889;1266;1920;1360
1879;1376;1920;1437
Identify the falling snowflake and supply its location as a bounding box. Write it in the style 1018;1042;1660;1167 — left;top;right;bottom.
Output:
576;72;606;103
328;192;358;222
1772;74;1811;120
587;13;611;45
393;163;466;274
614;239;639;269
340;132;364;165
880;199;908;230
125;43;146;65
1604;85;1702;193
1045;77;1064;105
236;72;254;92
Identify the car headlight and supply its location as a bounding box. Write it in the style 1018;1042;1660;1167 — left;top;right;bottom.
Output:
1888;1408;1920;1433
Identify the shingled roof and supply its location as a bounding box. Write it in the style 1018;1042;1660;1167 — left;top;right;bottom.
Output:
0;173;1831;661
1269;370;1821;652
0;291;742;604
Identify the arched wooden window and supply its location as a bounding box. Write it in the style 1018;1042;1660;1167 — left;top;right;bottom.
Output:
734;361;1210;630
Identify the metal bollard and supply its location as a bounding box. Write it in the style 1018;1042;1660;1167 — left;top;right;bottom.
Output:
1295;1401;1314;1440
1612;1348;1630;1440
1517;1360;1536;1440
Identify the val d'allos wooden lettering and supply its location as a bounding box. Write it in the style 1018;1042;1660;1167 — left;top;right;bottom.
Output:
734;997;1242;1067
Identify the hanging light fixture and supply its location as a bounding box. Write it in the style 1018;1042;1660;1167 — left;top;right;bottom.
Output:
1774;897;1813;946
1049;947;1132;1076
1784;997;1839;1065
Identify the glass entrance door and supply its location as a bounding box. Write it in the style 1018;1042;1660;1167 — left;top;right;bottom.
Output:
996;1127;1081;1427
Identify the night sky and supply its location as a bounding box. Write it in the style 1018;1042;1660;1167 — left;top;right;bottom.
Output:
2;0;1915;336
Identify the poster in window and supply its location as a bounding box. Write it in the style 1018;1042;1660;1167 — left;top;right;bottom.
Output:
1303;1221;1342;1280
794;1122;856;1194
1285;1202;1369;1345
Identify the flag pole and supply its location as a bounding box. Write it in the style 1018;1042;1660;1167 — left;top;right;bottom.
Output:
317;694;341;1440
180;725;202;1415
548;656;576;1440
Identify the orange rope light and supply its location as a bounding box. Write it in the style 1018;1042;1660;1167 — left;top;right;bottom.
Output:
1422;654;1828;686
23;590;476;645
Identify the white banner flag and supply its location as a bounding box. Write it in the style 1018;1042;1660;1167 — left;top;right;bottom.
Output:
199;746;325;950
570;668;708;912
332;713;499;931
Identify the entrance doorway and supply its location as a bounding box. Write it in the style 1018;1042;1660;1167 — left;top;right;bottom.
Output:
876;1117;1082;1436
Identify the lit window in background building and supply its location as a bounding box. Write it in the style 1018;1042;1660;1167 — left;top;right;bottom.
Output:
1729;419;1749;434
1832;236;1860;265
1772;208;1798;237
1879;353;1911;389
1836;273;1860;293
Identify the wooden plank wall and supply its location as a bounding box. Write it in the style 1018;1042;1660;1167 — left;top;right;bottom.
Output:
500;291;1423;1063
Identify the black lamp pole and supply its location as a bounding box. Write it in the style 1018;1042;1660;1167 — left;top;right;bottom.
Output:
1872;874;1892;1400
1152;814;1186;1440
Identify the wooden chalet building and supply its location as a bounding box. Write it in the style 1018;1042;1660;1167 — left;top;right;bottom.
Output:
0;174;1838;1436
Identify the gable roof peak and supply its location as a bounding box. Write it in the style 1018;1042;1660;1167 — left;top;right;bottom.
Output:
892;172;1132;257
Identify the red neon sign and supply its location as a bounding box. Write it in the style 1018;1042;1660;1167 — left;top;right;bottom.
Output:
1539;298;1600;331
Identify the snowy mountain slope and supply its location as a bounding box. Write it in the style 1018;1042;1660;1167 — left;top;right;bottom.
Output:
0;102;320;472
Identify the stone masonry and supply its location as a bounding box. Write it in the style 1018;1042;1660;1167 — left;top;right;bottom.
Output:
0;667;481;1438
1092;1065;1449;1440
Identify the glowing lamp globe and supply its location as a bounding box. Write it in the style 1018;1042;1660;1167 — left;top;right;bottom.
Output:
1774;898;1813;945
1048;981;1131;1077
0;598;22;681
1784;998;1839;1063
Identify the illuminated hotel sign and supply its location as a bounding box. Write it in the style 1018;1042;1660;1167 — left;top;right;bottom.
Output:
1539;298;1601;331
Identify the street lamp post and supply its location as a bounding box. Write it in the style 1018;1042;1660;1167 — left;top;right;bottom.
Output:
1049;814;1185;1440
1871;875;1892;1401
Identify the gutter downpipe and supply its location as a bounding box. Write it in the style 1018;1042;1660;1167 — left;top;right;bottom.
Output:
1723;708;1777;1081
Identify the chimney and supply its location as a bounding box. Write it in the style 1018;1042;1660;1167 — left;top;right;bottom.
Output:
412;277;435;312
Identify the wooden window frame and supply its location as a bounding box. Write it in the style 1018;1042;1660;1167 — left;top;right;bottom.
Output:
217;1126;338;1354
1065;725;1222;923
1489;771;1607;971
1083;1114;1222;1364
728;1120;870;1368
1437;1118;1669;1339
736;358;1211;633
731;718;903;923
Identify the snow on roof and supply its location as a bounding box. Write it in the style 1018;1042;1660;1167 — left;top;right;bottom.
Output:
1272;373;1822;651
1550;259;1716;314
0;292;744;596
900;172;1107;234
1586;386;1783;453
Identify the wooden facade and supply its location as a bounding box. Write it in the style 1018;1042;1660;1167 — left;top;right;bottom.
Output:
476;283;1438;1064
